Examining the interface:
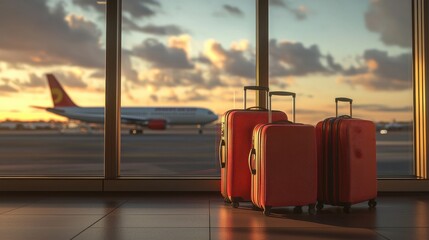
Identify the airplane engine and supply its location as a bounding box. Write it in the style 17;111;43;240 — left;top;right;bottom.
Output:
147;119;167;130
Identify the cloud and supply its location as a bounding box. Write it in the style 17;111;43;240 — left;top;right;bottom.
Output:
140;68;221;90
183;89;209;102
73;0;160;18
296;108;331;116
354;104;412;113
139;24;186;36
74;0;169;36
121;50;139;84
133;38;193;69
155;89;208;103
223;5;244;17
90;70;105;79
193;55;212;65
73;0;171;46
124;38;228;92
0;1;104;68
149;94;158;102
122;0;160;18
122;18;186;36
0;84;18;93
268;39;411;92
50;72;87;89
269;39;339;77
340;49;412;91
270;0;287;7
164;90;179;102
365;0;411;48
269;0;309;20
20;74;46;88
203;40;255;79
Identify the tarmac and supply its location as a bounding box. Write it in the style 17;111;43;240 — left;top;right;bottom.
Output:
0;127;413;177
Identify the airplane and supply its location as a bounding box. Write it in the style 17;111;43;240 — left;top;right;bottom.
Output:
376;121;412;134
33;74;218;134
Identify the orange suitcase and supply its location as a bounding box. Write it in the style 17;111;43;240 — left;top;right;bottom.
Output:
249;91;317;216
219;87;287;207
316;98;377;212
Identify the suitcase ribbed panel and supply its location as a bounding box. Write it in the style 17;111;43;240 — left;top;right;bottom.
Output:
316;117;377;206
251;123;317;209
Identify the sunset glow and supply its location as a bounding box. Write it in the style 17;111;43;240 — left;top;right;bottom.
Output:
0;0;413;125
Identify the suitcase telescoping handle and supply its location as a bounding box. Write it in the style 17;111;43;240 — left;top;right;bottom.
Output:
335;97;353;117
269;91;296;123
243;86;269;110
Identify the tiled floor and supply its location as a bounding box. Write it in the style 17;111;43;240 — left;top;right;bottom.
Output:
0;192;428;240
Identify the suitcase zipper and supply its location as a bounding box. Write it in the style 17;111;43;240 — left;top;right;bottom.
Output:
220;110;233;201
334;118;342;205
336;116;351;206
255;124;267;208
321;119;330;203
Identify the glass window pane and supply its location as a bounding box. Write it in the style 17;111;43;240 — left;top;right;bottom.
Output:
269;0;414;177
120;0;255;176
0;0;106;176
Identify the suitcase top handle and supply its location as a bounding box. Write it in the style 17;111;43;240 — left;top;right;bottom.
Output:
243;86;269;110
269;91;296;123
335;97;353;117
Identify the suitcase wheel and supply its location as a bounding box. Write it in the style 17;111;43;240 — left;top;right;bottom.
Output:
252;204;262;211
224;198;232;205
343;204;351;213
308;204;316;215
316;202;324;211
231;201;239;208
293;206;303;214
368;199;377;208
263;206;272;216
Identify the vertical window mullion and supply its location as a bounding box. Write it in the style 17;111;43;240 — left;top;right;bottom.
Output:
105;0;122;180
413;0;428;179
256;0;269;108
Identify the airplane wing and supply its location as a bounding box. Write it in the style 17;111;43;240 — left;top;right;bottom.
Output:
121;115;149;125
31;105;48;110
121;115;168;130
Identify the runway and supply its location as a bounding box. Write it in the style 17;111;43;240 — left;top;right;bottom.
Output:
0;128;413;177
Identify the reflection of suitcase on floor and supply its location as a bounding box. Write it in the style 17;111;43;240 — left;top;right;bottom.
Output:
219;86;288;208
249;91;317;216
316;98;377;212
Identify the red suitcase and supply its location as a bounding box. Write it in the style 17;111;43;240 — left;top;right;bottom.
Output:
316;98;377;212
219;86;288;207
249;91;317;216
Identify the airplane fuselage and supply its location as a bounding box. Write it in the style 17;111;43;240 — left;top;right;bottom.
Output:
47;107;218;126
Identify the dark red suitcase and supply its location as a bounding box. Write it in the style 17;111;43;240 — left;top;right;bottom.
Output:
249;91;317;216
316;98;377;212
219;86;287;207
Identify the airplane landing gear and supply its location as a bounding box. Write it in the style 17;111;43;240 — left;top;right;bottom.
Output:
130;129;143;135
197;125;204;134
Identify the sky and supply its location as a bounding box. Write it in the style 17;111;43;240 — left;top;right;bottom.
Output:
0;0;414;124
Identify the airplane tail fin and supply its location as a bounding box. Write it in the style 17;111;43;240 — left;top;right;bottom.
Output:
46;74;78;107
